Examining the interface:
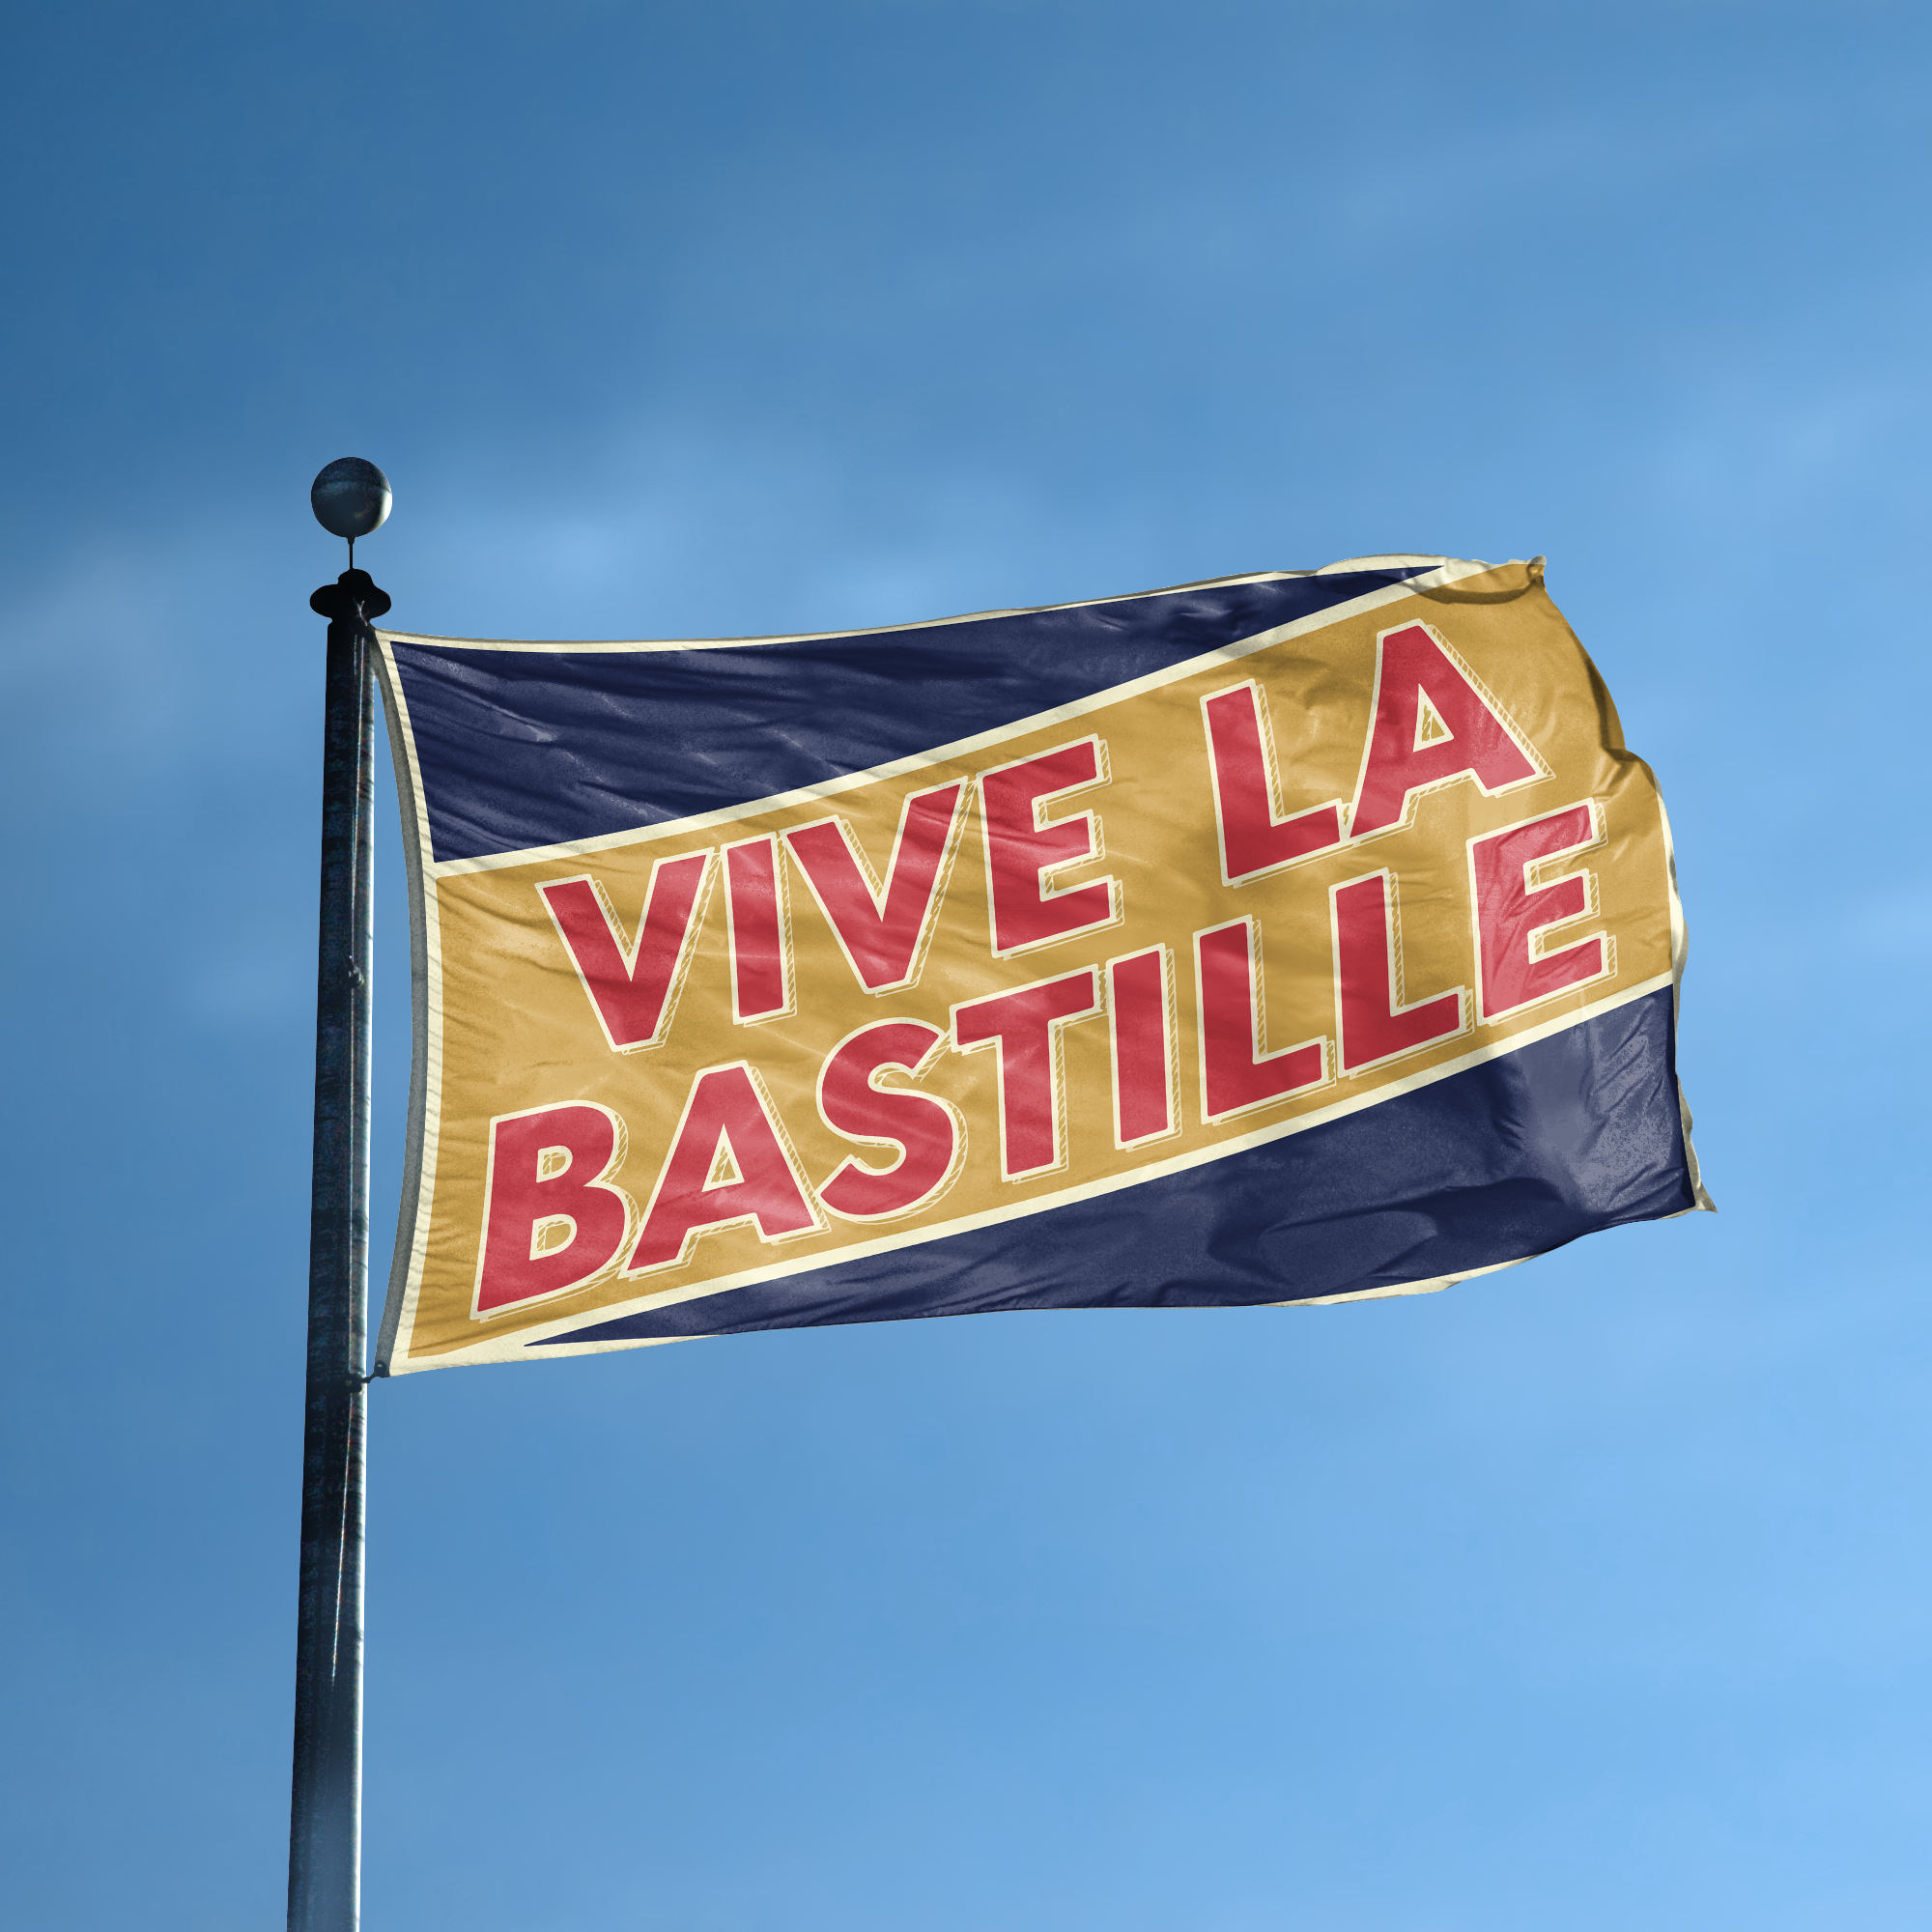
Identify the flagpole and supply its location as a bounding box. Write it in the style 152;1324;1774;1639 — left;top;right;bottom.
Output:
291;462;391;1932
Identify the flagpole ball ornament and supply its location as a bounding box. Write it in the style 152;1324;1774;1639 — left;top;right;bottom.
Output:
310;456;391;579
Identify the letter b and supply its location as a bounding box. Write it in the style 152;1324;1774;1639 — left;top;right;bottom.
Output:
474;1103;635;1314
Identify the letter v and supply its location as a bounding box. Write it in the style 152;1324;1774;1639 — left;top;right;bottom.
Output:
783;780;969;993
538;851;714;1051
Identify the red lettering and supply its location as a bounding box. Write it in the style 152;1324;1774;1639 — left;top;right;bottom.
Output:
1194;919;1328;1123
1469;803;1613;1023
952;969;1103;1180
539;852;713;1051
625;1063;823;1276
723;835;792;1023
1106;946;1178;1148
1329;870;1467;1074
474;1102;634;1315
1350;622;1544;840
980;736;1120;956
816;1020;963;1223
783;781;968;993
1201;681;1344;882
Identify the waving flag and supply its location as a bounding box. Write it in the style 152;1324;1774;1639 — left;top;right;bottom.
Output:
371;555;1708;1374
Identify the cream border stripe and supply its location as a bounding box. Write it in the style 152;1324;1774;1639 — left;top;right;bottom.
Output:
376;557;1458;656
372;638;451;1376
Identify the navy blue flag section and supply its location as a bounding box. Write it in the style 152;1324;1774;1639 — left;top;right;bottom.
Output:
370;556;1709;1374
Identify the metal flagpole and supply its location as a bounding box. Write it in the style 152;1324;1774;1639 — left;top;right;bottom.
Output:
290;461;392;1932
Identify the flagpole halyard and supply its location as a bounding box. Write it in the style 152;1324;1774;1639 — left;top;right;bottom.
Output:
292;458;391;1932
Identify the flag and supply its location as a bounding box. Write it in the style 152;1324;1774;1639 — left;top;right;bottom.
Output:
371;555;1709;1375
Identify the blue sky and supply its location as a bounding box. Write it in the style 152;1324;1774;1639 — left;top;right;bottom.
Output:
2;3;1928;1927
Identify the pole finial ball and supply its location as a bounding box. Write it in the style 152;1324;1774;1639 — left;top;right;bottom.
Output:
311;458;393;541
